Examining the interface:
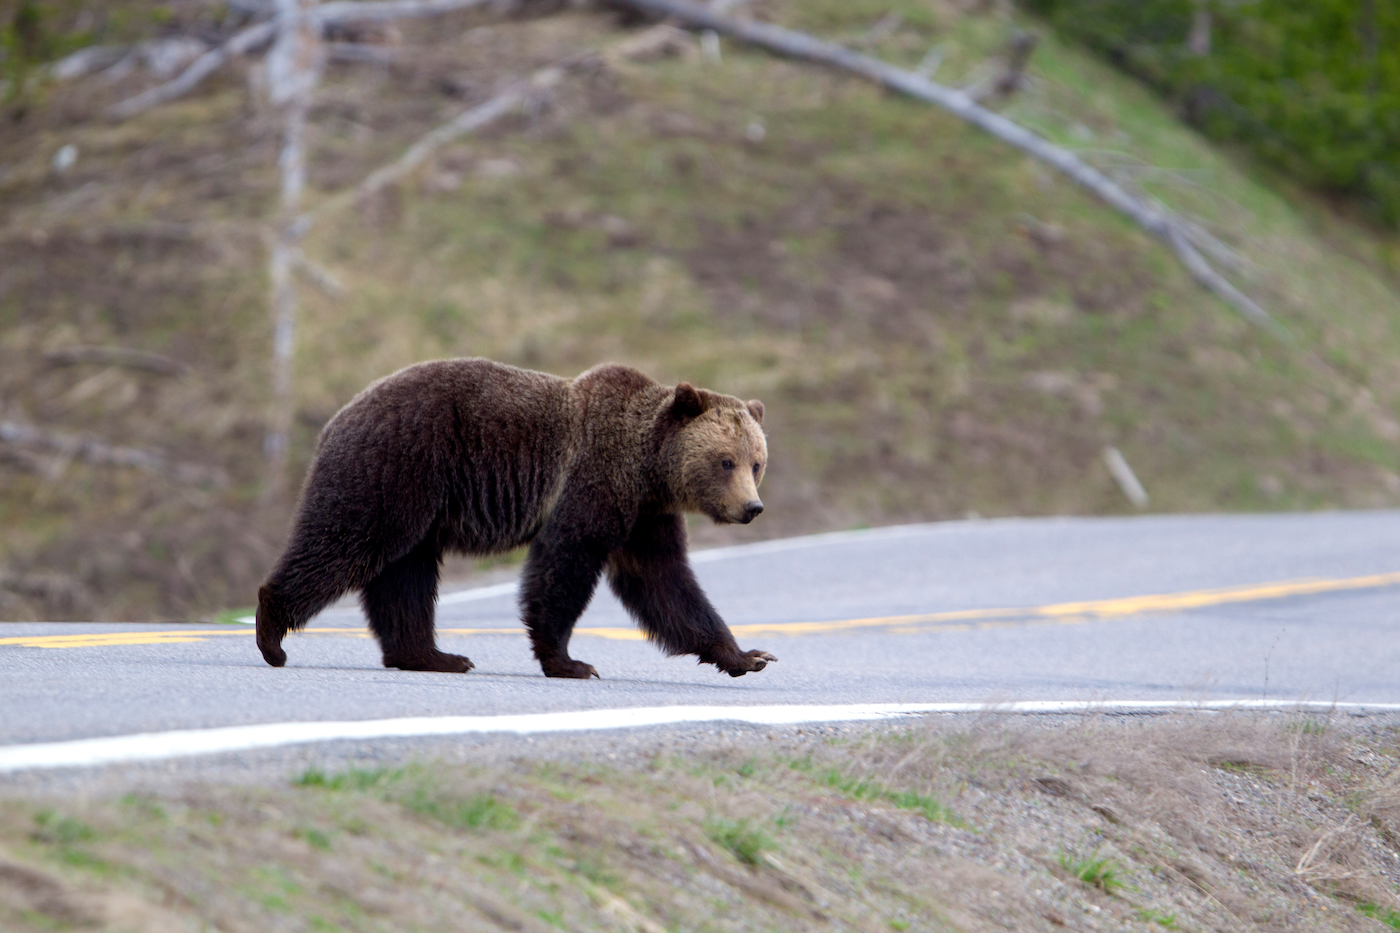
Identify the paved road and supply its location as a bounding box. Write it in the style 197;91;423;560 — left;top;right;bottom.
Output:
2;512;1398;749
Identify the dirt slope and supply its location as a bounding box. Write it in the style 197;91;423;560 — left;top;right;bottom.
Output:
1;0;1398;620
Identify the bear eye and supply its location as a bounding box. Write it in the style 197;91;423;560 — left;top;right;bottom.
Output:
721;459;734;471
752;463;761;476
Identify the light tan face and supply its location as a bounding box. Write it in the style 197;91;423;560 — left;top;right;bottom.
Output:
680;405;768;525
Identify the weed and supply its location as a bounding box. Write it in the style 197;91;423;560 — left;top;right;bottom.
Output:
31;810;94;845
478;852;528;875
404;792;519;832
737;758;757;778
293;766;403;791
703;818;775;866
1358;902;1400;930
889;921;912;931
294;827;332;850
1059;850;1122;893
118;794;167;822
1134;908;1179;928
57;849;113;875
819;770;960;824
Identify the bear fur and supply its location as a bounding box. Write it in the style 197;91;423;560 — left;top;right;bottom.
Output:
255;358;776;679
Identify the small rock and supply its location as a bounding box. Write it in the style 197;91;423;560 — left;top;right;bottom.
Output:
52;144;78;173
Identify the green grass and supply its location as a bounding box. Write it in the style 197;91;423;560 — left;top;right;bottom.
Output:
293;766;404;791
402;790;520;832
1059;850;1123;892
702;817;776;866
1134;907;1180;928
31;810;94;845
819;769;961;824
1358;901;1400;930
294;765;518;832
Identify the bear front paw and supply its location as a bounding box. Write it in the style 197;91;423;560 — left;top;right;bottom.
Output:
541;658;601;679
720;649;778;677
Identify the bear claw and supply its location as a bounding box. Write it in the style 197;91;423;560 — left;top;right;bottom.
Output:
542;658;600;679
385;651;474;673
722;649;778;677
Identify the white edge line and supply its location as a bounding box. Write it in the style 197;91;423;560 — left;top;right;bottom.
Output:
4;700;1399;774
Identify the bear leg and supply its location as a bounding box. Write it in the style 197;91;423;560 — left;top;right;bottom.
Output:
520;526;608;679
257;563;352;668
606;513;777;677
362;541;473;674
255;583;291;668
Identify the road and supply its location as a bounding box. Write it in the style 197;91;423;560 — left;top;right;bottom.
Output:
2;511;1398;766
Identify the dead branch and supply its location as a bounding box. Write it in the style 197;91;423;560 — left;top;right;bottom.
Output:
103;0;505;120
610;0;1291;343
44;345;190;377
0;422;227;486
292;250;346;295
107;19;278;120
327;41;400;63
315;0;503;24
304;61;571;225
965;30;1037;101
51;44;130;81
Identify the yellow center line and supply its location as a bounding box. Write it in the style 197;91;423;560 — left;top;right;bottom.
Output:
3;570;1397;649
723;570;1400;637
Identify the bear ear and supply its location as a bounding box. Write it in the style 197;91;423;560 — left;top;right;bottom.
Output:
671;382;707;421
746;399;765;425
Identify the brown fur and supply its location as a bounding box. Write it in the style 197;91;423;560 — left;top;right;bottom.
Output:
255;358;776;679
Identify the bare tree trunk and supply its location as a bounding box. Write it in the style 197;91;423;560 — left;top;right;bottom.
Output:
1187;2;1211;57
610;0;1290;342
263;0;325;503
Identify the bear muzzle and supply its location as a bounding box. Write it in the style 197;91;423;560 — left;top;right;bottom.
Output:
739;499;764;524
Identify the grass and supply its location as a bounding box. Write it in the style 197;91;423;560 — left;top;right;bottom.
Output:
1134;907;1180;928
702;817;776;866
4;714;1400;930
1060;849;1123;892
819;767;962;824
1359;902;1400;930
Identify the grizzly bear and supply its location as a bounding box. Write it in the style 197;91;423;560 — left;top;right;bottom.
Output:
255;358;777;679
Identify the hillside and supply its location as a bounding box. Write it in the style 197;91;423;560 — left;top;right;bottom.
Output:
1;0;1399;621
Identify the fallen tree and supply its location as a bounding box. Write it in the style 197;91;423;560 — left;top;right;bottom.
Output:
609;0;1290;343
106;0;506;121
0;422;228;487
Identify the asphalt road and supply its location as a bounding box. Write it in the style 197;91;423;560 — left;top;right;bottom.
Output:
3;511;1399;755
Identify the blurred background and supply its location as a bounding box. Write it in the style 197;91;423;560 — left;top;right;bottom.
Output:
0;0;1396;622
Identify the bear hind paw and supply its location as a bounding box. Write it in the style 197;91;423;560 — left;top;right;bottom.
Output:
385;651;474;674
541;658;600;679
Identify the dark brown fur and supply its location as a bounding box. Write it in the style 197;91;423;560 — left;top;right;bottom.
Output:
255;359;775;679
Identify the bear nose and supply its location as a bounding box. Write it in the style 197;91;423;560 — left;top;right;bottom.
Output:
742;500;764;523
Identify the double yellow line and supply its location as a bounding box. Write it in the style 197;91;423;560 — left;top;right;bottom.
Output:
3;570;1398;650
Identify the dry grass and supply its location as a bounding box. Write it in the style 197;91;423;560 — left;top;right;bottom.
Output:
4;713;1400;931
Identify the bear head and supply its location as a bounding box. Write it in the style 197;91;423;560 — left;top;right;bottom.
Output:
668;383;767;525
